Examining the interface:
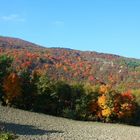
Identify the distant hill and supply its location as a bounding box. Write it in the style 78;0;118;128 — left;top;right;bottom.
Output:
1;36;140;90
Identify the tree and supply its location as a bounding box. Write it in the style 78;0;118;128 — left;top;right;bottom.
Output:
0;55;13;103
18;69;38;110
34;74;57;114
3;73;22;105
54;81;72;115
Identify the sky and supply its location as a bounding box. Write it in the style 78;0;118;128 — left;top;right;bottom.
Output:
0;0;140;58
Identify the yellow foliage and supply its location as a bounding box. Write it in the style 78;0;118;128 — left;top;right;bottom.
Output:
102;108;111;117
98;95;106;108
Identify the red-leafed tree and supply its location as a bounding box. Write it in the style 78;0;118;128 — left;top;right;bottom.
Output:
3;73;22;105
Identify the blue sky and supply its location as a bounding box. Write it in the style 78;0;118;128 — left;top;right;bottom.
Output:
0;0;140;58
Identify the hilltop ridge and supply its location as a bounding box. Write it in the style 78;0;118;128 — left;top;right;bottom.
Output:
1;36;140;89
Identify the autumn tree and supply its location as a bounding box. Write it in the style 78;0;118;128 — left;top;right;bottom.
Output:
0;55;13;103
3;73;22;105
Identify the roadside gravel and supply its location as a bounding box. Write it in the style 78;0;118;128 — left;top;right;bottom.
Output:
0;105;140;140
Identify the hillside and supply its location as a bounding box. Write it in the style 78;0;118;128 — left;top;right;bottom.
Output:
1;36;140;90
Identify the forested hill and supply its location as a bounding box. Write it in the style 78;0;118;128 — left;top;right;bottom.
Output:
1;36;140;90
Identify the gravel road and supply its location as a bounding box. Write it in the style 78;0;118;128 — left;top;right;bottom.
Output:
0;105;140;140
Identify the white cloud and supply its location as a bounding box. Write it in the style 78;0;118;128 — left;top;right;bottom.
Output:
53;21;64;26
0;14;25;22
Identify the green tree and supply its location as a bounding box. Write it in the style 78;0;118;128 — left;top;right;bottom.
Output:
34;74;57;114
17;69;38;110
54;81;72;115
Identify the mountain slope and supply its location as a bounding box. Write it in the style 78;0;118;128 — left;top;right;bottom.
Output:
1;36;140;90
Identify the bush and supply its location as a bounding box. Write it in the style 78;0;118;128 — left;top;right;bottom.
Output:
63;108;77;119
130;89;140;124
89;85;137;123
70;83;99;120
74;94;91;120
132;89;140;106
0;125;16;140
89;86;116;122
0;132;16;140
114;91;136;122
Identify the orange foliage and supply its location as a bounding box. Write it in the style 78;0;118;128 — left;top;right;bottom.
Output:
3;73;22;104
63;66;68;72
99;84;111;94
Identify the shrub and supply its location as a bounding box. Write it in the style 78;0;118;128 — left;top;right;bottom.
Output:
0;124;16;140
89;85;136;122
74;94;92;120
0;132;16;140
114;90;136;122
70;83;99;120
36;74;53;95
62;108;77;119
131;89;140;124
132;89;140;106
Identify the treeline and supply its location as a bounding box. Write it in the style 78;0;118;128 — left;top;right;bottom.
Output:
0;55;139;123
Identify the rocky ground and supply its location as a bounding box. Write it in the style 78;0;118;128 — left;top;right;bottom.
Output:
0;105;140;140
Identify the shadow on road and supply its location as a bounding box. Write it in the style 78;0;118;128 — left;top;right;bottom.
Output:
1;122;63;136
